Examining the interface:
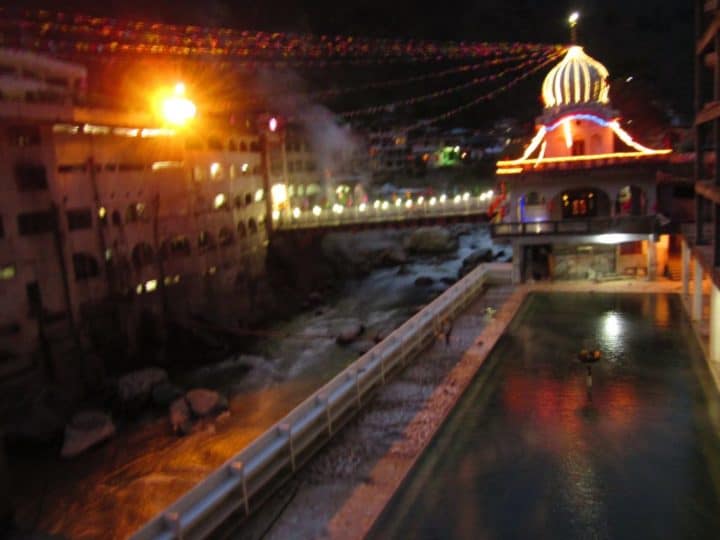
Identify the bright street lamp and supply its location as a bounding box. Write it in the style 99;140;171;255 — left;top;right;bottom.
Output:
161;82;196;126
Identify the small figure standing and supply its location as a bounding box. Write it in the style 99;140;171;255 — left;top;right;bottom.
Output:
442;318;453;347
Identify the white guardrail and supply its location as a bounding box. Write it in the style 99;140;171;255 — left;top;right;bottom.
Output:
274;197;491;230
132;262;512;540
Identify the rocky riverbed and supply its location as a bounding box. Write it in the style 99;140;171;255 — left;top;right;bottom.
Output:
7;224;509;540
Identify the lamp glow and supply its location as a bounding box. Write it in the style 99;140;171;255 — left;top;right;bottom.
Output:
161;83;196;126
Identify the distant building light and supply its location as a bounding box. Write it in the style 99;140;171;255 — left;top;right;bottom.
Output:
0;264;16;280
213;193;226;209
151;161;183;171
98;206;107;219
136;283;144;295
145;279;158;292
241;163;249;173
255;189;264;202
268;117;278;132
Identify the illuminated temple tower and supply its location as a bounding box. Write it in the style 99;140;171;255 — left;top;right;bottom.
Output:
492;45;673;282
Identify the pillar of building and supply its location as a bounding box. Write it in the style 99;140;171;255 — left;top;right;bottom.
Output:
681;239;690;297
646;236;657;280
711;284;720;363
512;241;524;284
693;258;704;322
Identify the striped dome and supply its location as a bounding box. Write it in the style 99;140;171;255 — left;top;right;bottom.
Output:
542;46;610;109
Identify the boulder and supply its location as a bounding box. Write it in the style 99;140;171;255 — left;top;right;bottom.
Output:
373;327;393;343
185;389;227;417
117;367;168;409
350;340;375;356
336;321;365;345
379;246;408;266
441;276;457;286
414;276;435;287
60;410;115;458
403;227;458;253
169;398;192;435
458;249;494;278
152;382;183;408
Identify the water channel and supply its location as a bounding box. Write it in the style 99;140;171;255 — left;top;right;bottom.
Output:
371;292;720;539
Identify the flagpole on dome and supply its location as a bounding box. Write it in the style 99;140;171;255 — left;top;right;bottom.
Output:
568;11;580;45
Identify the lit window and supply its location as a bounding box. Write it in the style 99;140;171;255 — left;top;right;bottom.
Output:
0;264;16;280
213;193;227;210
255;189;264;202
210;162;222;180
145;279;158;292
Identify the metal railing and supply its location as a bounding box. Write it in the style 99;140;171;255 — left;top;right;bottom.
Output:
274;198;490;231
491;215;658;238
131;262;512;540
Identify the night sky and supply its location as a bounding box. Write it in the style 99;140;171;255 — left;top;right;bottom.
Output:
9;1;695;125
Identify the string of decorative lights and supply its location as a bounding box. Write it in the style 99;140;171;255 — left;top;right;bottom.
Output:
340;50;564;118
290;51;549;99
0;8;565;62
397;53;563;132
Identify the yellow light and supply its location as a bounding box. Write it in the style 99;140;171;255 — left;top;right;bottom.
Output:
609;121;671;155
241;163;249;172
373;200;381;209
454;195;462;204
462;192;470;201
417;196;424;204
563;118;573;149
568;12;579;26
272;210;280;221
395;199;402;207
271;184;288;207
152;161;183;171
292;207;301;218
381;201;390;210
255;189;264;202
534;141;547;168
213;193;226;209
98;206;107;219
145;279;158;292
439;194;447;203
497;150;671;168
359;203;367;212
496;167;523;175
162;96;196;126
136;284;144;295
405;199;413;208
175;82;186;95
429;197;437;206
312;205;322;216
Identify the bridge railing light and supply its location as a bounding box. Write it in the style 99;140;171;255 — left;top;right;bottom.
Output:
454;194;462;204
312;205;322;216
292;207;301;219
381;201;390;210
429;197;437;206
462;192;470;201
359;203;367;212
417;196;424;205
439;194;447;204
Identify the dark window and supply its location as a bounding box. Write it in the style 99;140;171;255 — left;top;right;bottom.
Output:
245;193;253;206
198;231;216;250
25;281;41;318
250;141;260;152
228;139;238;151
118;163;144;172
673;184;695;198
234;194;245;209
237;221;247;237
111;210;122;226
15;164;48;191
66;208;92;230
131;243;154;269
248;218;258;234
8;125;41;146
219;227;234;246
239;141;248;151
170;236;191;256
0;322;20;336
72;253;100;280
18;210;56;235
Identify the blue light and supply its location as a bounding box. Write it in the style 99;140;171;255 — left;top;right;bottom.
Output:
546;114;611;133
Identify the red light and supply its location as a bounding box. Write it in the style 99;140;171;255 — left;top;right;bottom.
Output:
269;117;278;132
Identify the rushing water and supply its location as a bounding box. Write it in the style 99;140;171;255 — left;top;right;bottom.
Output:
11;226;505;540
371;293;720;540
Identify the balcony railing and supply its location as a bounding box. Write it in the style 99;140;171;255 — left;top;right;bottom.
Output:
490;215;659;238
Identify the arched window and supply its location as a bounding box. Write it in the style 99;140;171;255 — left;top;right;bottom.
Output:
219;227;234;246
131;242;154;269
234;194;245;209
248;218;258;234
245;193;253;206
249;141;260;152
237;221;247;238
111;210;122;226
228;139;238;152
72;252;100;281
239;141;248;152
125;204;139;223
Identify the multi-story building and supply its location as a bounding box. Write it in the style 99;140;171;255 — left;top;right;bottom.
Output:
0;50;270;396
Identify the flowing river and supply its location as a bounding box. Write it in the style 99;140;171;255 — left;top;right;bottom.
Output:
11;225;506;540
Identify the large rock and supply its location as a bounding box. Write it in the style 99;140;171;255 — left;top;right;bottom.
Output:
404;227;458;253
185;389;227;417
117;367;168;409
458;249;494;278
169;398;192;435
414;276;434;287
336;321;365;345
60;410;115;458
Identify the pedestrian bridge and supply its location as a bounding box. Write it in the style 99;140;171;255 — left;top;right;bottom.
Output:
272;193;492;232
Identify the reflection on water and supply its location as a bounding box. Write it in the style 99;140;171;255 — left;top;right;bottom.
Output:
371;293;720;540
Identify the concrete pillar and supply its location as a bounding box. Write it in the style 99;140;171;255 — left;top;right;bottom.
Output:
512;241;524;284
646;236;657;280
681;239;690;297
694;258;704;322
711;284;720;363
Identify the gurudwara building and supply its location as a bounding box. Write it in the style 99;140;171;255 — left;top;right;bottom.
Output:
493;45;673;283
